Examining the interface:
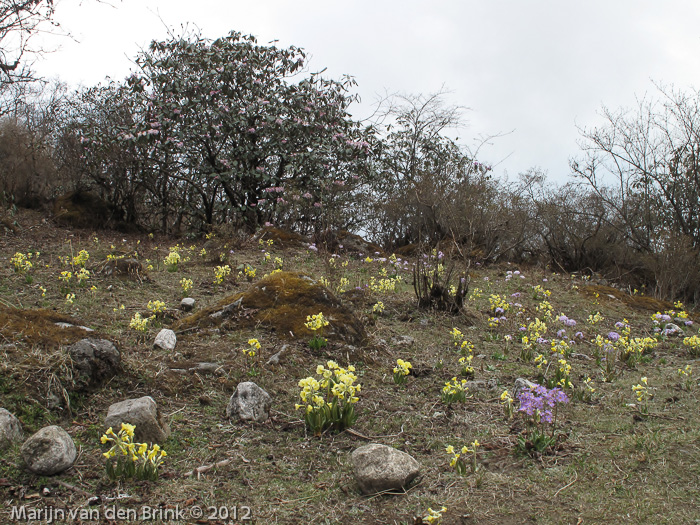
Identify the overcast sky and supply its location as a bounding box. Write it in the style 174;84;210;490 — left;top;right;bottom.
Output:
33;0;700;182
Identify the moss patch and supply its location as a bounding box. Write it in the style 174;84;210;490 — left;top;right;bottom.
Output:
0;306;96;346
174;271;366;344
580;284;675;313
255;227;308;248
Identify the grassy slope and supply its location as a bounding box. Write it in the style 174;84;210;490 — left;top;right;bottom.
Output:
0;209;699;525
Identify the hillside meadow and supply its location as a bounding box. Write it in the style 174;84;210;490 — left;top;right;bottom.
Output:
0;209;699;524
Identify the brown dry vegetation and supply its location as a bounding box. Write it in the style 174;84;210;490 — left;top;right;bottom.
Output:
0;208;699;524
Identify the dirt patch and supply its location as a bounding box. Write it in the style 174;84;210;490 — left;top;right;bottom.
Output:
174;271;366;344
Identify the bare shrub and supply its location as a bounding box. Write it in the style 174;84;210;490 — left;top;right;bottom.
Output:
412;254;470;313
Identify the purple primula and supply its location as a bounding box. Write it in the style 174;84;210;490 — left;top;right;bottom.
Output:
556;329;566;338
608;331;620;342
517;384;569;425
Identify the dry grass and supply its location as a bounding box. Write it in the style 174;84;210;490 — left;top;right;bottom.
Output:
0;209;699;524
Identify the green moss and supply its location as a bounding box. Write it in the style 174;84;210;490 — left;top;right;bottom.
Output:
174;271;366;344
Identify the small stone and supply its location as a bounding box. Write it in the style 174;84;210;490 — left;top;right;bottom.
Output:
68;338;121;389
55;322;94;332
180;298;195;311
464;379;498;392
105;396;170;444
226;382;272;423
351;443;421;494
189;362;222;375
391;335;415;347
513;377;538;399
266;344;288;366
0;408;23;448
154;329;177;351
21;426;77;475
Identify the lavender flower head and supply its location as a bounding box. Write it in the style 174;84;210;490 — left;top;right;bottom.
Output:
607;331;620;342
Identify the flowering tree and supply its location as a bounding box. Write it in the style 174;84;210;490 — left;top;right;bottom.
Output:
74;30;377;233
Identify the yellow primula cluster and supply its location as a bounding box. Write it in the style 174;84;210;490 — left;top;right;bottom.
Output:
163;250;181;270
243;338;261;358
368;276;399;293
147;299;166;315
423;506;447;525
11;251;35;274
441;377;469;404
129;313;152;332
295;361;361;434
305;312;330;332
100;423;167;481
587;312;604;325
72;249;90;267
488;293;509;313
213;264;231;284
632;377;651;413
180;277;193;293
683;335;700;356
393;358;412;385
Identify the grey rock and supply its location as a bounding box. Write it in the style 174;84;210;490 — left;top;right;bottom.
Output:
21;426;77;475
464;379;498;392
105;396;170;444
662;323;684;337
69;338;121;388
0;408;23;448
513;378;538;399
180;298;195;311
226;382;272;423
351;443;421;494
154;329;177;351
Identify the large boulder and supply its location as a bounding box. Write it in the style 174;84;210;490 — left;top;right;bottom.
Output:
226;382;272;423
104;396;170;444
351;443;421;494
174;271;366;344
0;408;23;449
68;338;121;388
21;426;77;475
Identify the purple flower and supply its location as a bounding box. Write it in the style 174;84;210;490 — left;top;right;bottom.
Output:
558;315;569;323
574;331;584;339
614;321;626;329
608;331;620;342
685;320;693;326
511;292;521;298
564;318;577;327
557;329;566;338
